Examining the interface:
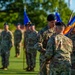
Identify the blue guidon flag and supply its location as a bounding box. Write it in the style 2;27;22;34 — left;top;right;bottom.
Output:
55;12;62;22
24;11;30;25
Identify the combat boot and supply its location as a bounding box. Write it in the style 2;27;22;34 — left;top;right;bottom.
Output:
4;68;8;70
30;67;34;71
17;54;20;58
26;67;31;71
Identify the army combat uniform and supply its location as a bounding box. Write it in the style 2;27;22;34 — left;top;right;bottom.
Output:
0;30;13;69
45;33;73;75
24;29;31;70
24;29;38;71
14;29;22;57
67;30;75;74
34;26;55;75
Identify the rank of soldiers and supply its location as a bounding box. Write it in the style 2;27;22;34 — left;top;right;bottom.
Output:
0;14;75;75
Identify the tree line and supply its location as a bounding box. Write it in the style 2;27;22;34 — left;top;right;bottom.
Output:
0;0;75;30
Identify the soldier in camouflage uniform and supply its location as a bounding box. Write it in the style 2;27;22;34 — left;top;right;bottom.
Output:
24;24;38;71
14;23;22;58
34;14;56;75
24;23;31;71
45;22;73;75
67;27;75;74
27;24;38;71
0;23;13;70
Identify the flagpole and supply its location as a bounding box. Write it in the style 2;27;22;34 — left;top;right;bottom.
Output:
22;0;26;70
23;0;26;12
68;0;72;8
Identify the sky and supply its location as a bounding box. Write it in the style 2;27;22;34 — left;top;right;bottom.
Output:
65;0;75;12
0;0;75;12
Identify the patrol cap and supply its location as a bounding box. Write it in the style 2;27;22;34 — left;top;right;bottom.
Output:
55;22;66;27
4;22;9;26
47;14;56;21
16;23;21;26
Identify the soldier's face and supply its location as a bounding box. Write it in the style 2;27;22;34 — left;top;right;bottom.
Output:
26;25;30;30
31;26;35;31
48;20;56;28
4;25;9;30
55;26;65;33
17;25;20;29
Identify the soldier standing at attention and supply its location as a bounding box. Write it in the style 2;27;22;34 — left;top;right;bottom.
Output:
26;24;38;71
23;23;31;71
34;14;56;75
0;23;13;70
14;23;22;58
45;22;73;75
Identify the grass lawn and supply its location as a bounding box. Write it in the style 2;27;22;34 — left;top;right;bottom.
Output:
0;47;40;75
0;47;75;75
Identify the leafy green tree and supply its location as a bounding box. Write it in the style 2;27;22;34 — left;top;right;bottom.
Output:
0;0;74;30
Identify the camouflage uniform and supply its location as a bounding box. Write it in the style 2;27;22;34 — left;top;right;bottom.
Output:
34;26;55;75
45;33;73;75
24;30;31;69
24;30;38;70
68;32;75;74
14;29;22;57
0;30;13;68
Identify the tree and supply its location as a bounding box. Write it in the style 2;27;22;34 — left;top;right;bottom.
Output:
0;0;74;30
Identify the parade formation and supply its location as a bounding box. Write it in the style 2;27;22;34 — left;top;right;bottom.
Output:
0;13;75;75
0;0;75;75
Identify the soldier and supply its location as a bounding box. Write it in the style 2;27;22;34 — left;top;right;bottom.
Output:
23;23;31;71
67;27;75;73
14;23;22;58
0;23;13;70
45;22;73;75
34;14;56;75
24;23;38;71
27;24;38;71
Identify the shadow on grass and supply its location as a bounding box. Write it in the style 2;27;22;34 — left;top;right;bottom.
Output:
0;69;38;74
10;61;23;63
9;60;39;64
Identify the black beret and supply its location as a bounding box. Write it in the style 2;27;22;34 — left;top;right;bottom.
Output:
47;14;56;21
4;22;9;26
55;22;66;27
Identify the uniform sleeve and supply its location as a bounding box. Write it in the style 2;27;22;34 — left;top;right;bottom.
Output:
68;39;73;53
45;37;55;59
19;30;22;42
23;31;26;48
13;31;15;44
20;30;22;41
34;31;44;52
9;31;13;49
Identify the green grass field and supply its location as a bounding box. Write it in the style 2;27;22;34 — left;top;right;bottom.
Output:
0;47;40;75
0;47;75;75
